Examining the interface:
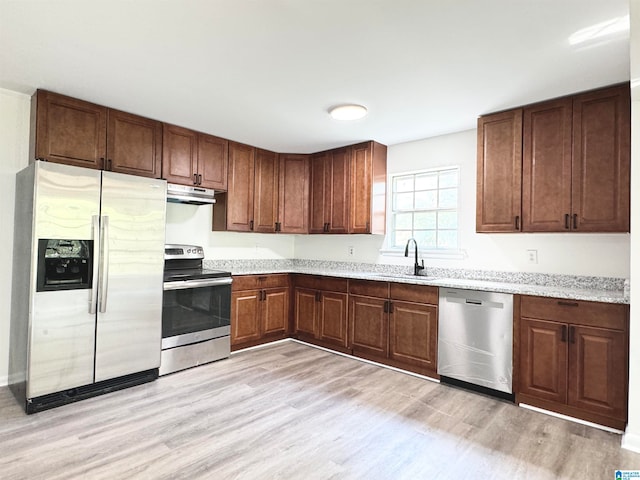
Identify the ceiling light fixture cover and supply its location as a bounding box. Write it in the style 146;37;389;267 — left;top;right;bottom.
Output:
329;104;368;120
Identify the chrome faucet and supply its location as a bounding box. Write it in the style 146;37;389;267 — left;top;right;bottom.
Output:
404;238;425;276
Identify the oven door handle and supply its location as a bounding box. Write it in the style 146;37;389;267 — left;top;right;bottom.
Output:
163;277;233;290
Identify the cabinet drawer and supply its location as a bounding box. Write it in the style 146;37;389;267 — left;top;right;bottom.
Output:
389;283;438;305
521;295;628;330
232;274;289;291
349;279;389;298
293;274;348;293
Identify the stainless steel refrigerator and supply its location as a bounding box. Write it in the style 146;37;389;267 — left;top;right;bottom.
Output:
9;161;167;413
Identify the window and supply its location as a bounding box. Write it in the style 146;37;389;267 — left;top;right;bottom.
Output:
389;167;459;251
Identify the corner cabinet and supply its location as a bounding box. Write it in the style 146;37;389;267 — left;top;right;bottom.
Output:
477;83;630;233
293;275;349;352
518;295;628;430
32;90;162;178
310;141;387;234
231;274;290;350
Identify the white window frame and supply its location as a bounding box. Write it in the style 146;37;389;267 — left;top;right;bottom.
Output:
381;166;464;259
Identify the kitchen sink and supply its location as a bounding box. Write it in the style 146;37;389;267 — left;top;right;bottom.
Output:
375;273;438;281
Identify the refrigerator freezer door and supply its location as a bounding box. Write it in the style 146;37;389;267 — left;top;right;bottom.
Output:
29;162;101;398
94;171;167;382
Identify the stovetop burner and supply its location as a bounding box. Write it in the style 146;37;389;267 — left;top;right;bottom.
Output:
163;244;231;282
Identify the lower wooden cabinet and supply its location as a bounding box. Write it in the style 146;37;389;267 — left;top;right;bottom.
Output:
518;296;628;430
293;275;349;351
349;280;438;377
231;274;290;350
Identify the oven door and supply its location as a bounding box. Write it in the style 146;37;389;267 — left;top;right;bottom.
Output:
162;277;232;349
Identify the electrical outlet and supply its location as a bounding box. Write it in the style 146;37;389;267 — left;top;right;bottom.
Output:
347;246;355;257
526;249;538;264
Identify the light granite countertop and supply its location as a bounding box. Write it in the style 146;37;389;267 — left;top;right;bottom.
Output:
205;259;629;304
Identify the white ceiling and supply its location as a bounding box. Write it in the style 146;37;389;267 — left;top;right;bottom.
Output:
0;0;631;154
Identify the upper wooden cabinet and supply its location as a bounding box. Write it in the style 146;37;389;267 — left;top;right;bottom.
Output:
309;148;350;233
32;90;162;178
478;83;630;233
571;85;630;232
254;149;279;233
350;141;387;234
310;141;387;234
162;124;228;190
476;109;523;232
278;154;310;234
226;142;256;232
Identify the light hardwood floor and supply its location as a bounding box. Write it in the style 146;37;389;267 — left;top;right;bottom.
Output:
0;340;639;479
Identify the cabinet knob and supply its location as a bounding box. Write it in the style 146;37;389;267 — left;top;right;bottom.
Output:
515;215;520;230
564;214;570;230
193;173;198;185
198;174;202;185
573;214;578;230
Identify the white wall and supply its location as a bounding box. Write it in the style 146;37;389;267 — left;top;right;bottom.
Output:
165;202;295;259
295;129;631;277
623;0;640;453
0;89;31;385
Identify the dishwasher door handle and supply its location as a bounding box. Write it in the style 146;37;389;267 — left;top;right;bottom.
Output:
465;299;482;305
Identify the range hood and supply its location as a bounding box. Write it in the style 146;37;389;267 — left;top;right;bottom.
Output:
166;183;216;205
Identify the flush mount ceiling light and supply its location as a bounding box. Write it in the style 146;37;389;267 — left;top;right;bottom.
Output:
329;104;368;121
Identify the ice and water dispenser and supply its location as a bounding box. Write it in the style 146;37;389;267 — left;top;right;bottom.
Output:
36;239;93;292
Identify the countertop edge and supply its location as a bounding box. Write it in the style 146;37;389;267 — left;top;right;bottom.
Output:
227;268;629;305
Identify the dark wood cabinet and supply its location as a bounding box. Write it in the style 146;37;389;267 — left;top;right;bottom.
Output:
231;275;290;350
476;109;523;232
293;275;349;351
522;99;572;232
32;90;162;178
163;125;228;189
479;83;630;234
571;85;630;232
349;141;387;234
226;142;256;232
518;296;628;430
254;149;279;233
389;299;438;372
278;154;310;234
217;150;310;234
309;148;350;233
348;280;438;377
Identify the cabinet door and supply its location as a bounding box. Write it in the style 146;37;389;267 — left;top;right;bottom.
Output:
318;291;349;348
231;289;261;346
263;287;289;335
522;99;572;232
349;143;372;234
227;142;256;231
309;152;329;233
197;133;228;190
389;301;437;371
568;325;627;420
294;288;318;337
254;149;279;233
107;109;162;178
327;148;350;233
34;90;107;169
519;318;567;404
476;109;523;232
350;294;388;358
278;154;309;234
162;124;197;185
571;85;630;232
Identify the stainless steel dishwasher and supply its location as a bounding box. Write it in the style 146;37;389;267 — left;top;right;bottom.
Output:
437;288;514;397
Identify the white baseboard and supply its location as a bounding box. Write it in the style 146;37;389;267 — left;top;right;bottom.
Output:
519;403;624;434
0;374;8;388
622;428;640;453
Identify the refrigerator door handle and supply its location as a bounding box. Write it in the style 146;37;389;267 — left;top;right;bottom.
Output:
89;215;100;314
99;215;110;313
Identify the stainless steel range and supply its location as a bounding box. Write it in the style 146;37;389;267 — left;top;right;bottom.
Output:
160;244;232;376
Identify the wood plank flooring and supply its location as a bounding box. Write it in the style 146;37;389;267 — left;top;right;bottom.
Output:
0;340;639;479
